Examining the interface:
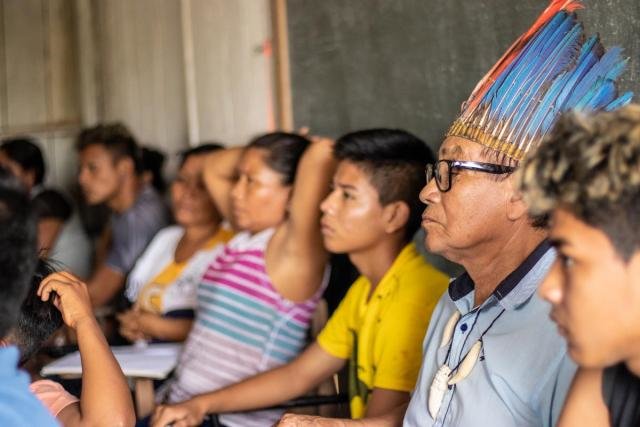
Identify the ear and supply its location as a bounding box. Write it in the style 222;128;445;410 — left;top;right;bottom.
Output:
505;176;528;222
626;250;640;298
381;201;410;235
24;170;37;188
115;157;135;177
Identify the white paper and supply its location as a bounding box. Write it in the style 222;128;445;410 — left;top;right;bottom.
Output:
41;343;182;379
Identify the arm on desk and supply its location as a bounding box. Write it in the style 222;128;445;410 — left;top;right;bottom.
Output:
118;308;193;342
40;272;135;427
276;401;407;426
151;343;345;427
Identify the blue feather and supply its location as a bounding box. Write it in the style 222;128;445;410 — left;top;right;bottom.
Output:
449;2;633;159
605;91;633;111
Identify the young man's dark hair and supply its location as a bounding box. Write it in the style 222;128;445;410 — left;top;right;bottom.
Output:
76;123;143;174
32;190;72;223
141;146;167;194
334;129;435;240
11;259;63;366
0;138;46;186
0;167;37;338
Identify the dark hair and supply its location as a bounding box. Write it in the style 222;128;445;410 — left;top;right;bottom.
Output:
76;123;143;174
0;166;38;338
0;164;25;192
142;146;167;193
178;142;225;168
247;132;311;185
334;129;435;242
32;189;72;221
521;104;640;261
13;259;62;366
0;137;46;185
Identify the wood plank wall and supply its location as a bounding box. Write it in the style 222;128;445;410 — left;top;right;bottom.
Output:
0;0;274;190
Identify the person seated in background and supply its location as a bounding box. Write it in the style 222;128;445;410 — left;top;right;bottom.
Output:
0;137;92;278
76;123;170;308
4;259;135;427
151;129;450;427
141;146;167;195
143;132;335;426
0;168;58;426
117;144;233;343
520;105;640;427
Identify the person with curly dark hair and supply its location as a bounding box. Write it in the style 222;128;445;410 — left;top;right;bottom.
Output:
520;104;640;427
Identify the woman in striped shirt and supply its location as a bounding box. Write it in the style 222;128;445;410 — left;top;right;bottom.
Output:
154;132;336;426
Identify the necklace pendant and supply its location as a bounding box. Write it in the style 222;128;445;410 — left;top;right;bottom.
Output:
428;364;452;418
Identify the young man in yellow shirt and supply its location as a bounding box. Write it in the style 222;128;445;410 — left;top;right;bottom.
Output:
151;128;449;426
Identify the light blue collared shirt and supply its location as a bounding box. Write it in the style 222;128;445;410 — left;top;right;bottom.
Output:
0;346;58;426
404;241;576;427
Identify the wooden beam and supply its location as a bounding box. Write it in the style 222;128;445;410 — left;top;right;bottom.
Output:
180;0;199;146
271;0;293;131
73;0;99;126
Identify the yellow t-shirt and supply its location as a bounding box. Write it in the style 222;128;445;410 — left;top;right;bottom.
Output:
317;243;448;418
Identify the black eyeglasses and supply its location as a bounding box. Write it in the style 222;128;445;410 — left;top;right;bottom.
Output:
425;160;517;192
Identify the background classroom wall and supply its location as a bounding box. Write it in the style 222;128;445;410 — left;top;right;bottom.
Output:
0;0;637;192
288;0;640;150
0;0;273;189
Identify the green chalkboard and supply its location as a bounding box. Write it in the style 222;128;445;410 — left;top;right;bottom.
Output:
288;0;640;150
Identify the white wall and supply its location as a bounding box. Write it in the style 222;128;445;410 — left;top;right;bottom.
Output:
0;0;275;189
95;0;274;174
188;0;274;146
0;0;81;189
95;0;188;167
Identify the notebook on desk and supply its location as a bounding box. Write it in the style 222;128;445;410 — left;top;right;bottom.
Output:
41;343;182;379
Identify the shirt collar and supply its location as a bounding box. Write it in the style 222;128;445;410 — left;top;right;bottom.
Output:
448;240;555;311
365;242;419;297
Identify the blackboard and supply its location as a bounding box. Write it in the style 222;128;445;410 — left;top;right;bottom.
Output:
288;0;640;150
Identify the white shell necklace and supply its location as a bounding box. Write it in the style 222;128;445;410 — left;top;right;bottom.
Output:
427;307;506;419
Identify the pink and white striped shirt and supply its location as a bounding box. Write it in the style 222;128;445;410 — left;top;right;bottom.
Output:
163;228;327;426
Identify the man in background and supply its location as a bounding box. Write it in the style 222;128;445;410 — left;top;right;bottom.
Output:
76;123;169;308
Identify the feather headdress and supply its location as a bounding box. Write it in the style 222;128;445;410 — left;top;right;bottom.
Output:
447;0;632;161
